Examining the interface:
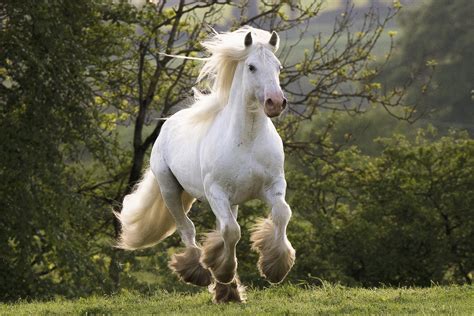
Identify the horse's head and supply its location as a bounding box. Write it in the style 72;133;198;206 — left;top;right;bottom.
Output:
242;31;287;118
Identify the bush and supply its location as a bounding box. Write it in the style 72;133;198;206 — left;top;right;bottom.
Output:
287;127;474;286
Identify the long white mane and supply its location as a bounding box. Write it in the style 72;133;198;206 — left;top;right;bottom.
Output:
186;26;279;124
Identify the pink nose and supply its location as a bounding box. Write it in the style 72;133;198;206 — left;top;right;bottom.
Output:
264;95;287;118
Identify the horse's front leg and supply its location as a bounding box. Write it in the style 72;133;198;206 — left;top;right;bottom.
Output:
201;185;240;284
210;205;245;303
251;178;295;283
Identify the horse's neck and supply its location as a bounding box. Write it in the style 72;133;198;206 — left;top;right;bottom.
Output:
222;66;268;143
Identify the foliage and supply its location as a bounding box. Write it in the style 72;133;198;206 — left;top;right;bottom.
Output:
287;124;474;286
378;0;474;129
1;284;473;315
0;0;126;300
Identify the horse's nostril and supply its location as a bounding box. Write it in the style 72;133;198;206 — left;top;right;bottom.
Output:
265;98;274;107
282;98;287;109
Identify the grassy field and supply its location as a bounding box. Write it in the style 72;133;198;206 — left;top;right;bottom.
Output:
1;284;473;315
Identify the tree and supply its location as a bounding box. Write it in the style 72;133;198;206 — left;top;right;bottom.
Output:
379;0;474;130
0;0;123;299
287;123;474;286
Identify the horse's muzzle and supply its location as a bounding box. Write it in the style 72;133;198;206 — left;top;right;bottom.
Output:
264;97;287;118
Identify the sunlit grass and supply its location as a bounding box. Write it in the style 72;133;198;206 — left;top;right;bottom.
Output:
2;284;472;315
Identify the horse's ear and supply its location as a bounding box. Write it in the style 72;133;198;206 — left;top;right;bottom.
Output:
269;31;279;48
244;32;253;47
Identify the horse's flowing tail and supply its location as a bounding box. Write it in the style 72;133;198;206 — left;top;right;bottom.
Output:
116;169;194;250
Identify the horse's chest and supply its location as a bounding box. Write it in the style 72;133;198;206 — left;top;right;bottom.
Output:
211;145;281;203
234;154;266;184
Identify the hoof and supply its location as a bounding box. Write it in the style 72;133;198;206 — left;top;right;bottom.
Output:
201;231;237;284
210;277;246;303
168;247;212;287
251;218;295;283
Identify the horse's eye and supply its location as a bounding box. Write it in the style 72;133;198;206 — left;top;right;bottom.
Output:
248;64;256;72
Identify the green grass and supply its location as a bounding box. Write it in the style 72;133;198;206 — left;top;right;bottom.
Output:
1;284;473;315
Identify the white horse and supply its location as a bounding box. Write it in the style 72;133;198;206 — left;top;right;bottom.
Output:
117;26;295;303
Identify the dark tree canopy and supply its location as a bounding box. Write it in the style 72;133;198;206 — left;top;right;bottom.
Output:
0;0;117;299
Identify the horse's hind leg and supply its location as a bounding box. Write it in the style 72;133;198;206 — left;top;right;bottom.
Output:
251;179;295;283
201;186;240;285
154;166;212;287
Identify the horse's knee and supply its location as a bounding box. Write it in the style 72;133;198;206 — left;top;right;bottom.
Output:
272;200;292;228
221;220;241;246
